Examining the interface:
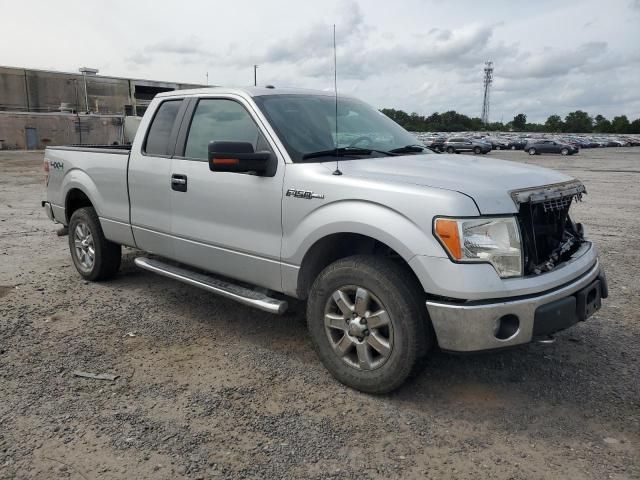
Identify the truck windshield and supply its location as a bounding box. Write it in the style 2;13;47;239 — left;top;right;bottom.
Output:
253;94;429;163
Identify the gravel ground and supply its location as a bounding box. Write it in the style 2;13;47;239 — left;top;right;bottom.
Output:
0;148;638;479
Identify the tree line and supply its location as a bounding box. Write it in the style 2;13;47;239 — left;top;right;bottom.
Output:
380;108;640;134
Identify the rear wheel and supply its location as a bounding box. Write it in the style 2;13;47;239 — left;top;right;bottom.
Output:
68;207;121;281
473;146;481;154
446;146;455;153
511;145;516;150
560;148;569;155
496;145;501;150
307;255;429;394
528;148;537;155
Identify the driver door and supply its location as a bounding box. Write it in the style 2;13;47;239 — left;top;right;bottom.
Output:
169;96;285;291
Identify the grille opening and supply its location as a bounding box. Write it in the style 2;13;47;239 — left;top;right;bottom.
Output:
517;197;585;275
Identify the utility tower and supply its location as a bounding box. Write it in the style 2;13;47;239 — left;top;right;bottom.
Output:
481;61;493;126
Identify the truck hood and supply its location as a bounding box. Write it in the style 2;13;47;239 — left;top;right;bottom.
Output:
335;154;575;214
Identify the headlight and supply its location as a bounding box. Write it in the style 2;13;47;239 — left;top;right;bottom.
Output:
434;216;522;278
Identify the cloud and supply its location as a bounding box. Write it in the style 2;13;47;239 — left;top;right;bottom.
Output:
235;20;505;81
124;52;153;66
143;38;207;56
500;41;608;79
106;0;639;122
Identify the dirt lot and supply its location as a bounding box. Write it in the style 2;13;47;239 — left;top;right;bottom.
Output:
1;148;638;479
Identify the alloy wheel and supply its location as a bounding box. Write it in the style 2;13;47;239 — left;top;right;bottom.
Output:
323;286;394;371
73;222;95;270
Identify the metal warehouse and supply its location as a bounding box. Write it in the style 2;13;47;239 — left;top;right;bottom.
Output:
0;65;203;149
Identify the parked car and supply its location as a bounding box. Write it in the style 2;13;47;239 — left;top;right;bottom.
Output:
42;87;607;393
507;138;527;150
443;137;491;154
423;136;446;152
485;137;510;150
525;140;578;155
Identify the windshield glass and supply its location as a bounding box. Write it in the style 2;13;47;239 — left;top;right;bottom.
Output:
253;94;429;162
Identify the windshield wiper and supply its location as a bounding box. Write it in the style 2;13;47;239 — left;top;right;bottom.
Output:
301;147;395;161
388;144;427;154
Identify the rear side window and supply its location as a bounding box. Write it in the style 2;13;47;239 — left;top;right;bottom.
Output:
184;99;264;160
145;100;182;156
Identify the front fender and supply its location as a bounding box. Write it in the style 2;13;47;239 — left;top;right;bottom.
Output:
282;199;446;266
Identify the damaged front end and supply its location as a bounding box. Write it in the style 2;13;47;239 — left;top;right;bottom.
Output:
511;180;587;275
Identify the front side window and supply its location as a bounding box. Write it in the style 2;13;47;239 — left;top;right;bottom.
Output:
145;100;182;156
184;99;266;160
253;94;428;163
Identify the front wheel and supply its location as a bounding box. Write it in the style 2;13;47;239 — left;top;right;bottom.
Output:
511;145;516;150
528;148;537;155
68;207;121;281
307;255;430;394
473;146;481;154
560;148;569;155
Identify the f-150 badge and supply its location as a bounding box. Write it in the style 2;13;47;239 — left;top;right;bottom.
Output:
286;188;325;200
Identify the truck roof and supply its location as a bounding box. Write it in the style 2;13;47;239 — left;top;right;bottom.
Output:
157;86;338;98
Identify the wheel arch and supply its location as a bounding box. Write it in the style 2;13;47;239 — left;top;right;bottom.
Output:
61;169;102;224
294;232;424;300
65;187;94;224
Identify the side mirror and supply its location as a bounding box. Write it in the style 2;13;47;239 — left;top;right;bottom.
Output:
208;141;273;176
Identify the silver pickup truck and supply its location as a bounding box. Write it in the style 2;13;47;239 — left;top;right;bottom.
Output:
42;87;607;393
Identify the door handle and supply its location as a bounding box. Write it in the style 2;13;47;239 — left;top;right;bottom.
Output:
171;174;187;192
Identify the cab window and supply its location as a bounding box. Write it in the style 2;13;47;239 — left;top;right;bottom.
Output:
184;99;269;160
144;100;182;156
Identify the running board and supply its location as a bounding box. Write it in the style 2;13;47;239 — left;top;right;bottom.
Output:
134;257;288;315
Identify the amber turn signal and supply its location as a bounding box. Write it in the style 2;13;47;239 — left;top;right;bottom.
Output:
434;218;462;260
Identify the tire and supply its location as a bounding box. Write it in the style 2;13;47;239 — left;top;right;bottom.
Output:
306;255;430;394
511;145;516;150
473;146;481;154
528;148;537;155
496;145;501;150
446;146;455;153
560;148;569;156
68;207;121;281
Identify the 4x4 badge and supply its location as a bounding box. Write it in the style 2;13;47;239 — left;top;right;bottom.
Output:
286;188;325;200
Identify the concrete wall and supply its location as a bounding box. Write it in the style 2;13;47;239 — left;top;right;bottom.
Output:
0;112;123;150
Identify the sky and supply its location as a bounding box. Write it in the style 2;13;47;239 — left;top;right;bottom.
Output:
1;0;639;123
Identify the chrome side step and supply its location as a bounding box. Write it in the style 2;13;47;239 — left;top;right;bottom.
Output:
134;257;288;315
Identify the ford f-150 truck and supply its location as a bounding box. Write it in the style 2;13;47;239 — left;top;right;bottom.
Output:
42;87;607;393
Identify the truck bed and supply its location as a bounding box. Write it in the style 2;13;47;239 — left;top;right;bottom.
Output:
45;145;131;235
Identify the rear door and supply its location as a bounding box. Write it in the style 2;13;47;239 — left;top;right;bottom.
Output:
128;98;187;257
168;95;285;291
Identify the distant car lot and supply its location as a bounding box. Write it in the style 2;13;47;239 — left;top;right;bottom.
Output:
0;148;638;479
418;132;640;153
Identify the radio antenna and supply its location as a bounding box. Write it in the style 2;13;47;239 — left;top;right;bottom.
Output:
332;24;342;176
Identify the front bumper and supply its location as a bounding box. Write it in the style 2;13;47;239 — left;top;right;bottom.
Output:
426;260;607;352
